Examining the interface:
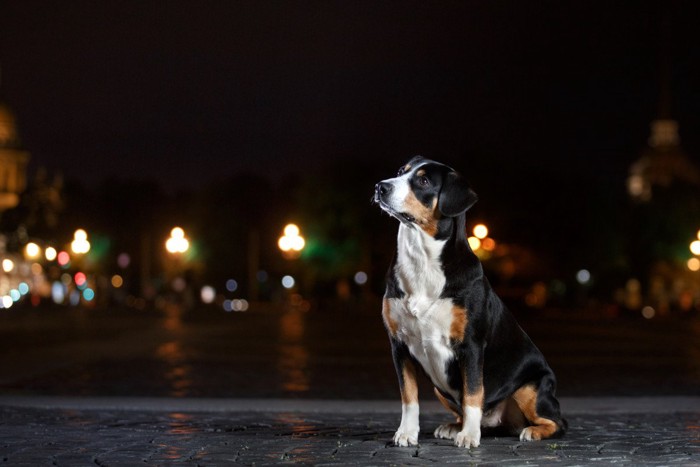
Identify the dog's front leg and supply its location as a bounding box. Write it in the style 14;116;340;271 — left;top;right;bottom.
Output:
391;341;420;446
455;347;484;448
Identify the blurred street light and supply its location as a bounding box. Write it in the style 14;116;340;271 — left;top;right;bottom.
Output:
473;224;488;239
278;223;305;259
71;229;91;254
24;242;41;259
690;240;700;256
44;247;57;261
166;227;190;254
688;258;700;272
467;223;497;259
2;259;14;273
467;236;481;251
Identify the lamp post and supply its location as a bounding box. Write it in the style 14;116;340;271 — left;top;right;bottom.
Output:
71;229;91;255
165;227;190;255
278;223;305;259
164;227;191;306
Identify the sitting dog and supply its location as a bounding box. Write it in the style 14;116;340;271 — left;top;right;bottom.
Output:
373;156;566;448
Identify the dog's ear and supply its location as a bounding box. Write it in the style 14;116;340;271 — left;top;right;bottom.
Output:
438;171;478;217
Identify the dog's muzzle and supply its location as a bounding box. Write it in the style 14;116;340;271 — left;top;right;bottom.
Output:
374;182;415;224
374;181;392;202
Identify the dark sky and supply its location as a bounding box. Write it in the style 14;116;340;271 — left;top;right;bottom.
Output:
1;1;699;190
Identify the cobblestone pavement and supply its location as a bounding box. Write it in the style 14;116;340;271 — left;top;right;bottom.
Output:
1;398;699;466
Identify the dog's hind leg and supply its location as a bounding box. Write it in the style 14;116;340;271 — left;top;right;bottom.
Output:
512;380;566;441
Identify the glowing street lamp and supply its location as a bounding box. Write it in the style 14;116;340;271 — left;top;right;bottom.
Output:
166;227;190;254
278;223;305;259
691;240;700;256
473;224;489;239
71;229;91;254
467;223;497;257
24;242;42;260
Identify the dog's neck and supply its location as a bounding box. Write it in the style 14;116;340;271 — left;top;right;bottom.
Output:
395;223;448;300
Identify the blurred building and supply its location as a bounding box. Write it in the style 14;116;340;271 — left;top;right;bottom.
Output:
627;116;700;202
624;69;700;315
0;102;30;212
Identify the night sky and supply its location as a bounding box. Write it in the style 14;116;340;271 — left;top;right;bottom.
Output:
1;1;699;190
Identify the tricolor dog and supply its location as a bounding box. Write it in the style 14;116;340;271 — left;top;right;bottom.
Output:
373;156;566;448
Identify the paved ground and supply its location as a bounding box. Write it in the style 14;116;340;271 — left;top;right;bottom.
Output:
1;304;699;464
1;397;699;465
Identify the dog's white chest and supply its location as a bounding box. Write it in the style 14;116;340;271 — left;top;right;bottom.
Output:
392;298;458;399
390;224;460;398
395;225;446;298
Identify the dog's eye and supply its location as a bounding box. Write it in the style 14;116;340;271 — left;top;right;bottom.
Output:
397;167;405;176
418;176;429;186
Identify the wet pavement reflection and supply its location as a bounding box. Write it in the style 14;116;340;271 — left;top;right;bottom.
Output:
278;302;310;393
0;300;698;398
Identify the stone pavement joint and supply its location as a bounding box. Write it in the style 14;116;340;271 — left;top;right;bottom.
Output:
0;399;699;465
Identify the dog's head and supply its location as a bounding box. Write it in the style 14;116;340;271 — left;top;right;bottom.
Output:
373;156;478;236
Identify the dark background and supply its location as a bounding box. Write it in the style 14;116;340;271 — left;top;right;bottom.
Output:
2;1;698;188
1;1;699;401
2;1;700;295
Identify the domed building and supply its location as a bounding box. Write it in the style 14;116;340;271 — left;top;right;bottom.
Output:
0;103;30;212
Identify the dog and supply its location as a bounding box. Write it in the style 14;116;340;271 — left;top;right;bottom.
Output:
373;156;566;448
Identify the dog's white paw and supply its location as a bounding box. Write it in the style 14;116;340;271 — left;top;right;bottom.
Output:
454;428;481;448
519;426;540;442
434;423;461;440
393;428;419;447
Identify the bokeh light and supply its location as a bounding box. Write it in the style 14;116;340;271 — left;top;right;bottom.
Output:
576;269;591;285
2;259;14;273
354;271;368;285
690;240;700;256
201;285;216;304
74;272;87;287
481;238;496;251
117;253;131;269
83;288;95;301
232;299;249;311
688;258;700;272
111;275;124;288
278;223;305;254
641;306;656;319
282;275;295;289
284;224;299;237
51;282;65;304
45;247;57;261
25;242;41;259
467;236;481;251
57;251;70;267
473;224;489;239
71;229;91;254
9;289;21;302
226;279;238;292
166;227;190;254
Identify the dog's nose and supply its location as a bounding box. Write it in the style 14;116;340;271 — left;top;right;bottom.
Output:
375;182;392;196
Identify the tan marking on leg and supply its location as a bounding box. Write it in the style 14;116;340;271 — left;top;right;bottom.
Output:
450;306;467;341
512;384;559;440
401;360;419;405
382;298;398;337
403;192;440;236
464;384;484;409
